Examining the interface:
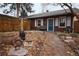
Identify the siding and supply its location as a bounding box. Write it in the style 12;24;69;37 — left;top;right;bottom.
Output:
30;18;47;30
29;14;72;32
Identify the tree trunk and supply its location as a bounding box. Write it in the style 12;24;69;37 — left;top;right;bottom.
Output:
16;3;20;17
21;18;24;31
16;3;24;31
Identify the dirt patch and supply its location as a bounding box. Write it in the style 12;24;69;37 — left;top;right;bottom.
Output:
0;31;77;56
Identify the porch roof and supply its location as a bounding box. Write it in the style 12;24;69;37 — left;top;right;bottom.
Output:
27;8;79;18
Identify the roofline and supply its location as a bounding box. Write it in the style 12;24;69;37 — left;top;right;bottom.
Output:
28;13;72;19
0;14;18;19
27;8;79;19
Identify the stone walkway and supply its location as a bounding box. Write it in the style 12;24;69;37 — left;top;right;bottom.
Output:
45;32;68;55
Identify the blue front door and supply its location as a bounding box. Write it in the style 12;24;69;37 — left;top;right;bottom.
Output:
48;19;53;32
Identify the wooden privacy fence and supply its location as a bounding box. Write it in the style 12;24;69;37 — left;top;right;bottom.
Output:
0;15;30;32
74;21;79;33
0;19;20;32
23;19;30;30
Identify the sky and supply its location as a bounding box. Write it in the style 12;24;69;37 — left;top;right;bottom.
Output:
0;3;79;16
29;3;79;15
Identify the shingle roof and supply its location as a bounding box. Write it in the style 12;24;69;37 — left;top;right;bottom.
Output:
27;8;79;18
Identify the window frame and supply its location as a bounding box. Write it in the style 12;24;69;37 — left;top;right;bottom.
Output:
37;19;41;26
35;19;43;27
59;16;66;28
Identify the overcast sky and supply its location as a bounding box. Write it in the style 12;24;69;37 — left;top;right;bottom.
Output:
0;3;79;16
29;3;79;15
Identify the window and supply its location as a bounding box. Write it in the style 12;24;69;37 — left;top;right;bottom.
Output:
59;17;66;28
38;20;41;26
35;19;43;27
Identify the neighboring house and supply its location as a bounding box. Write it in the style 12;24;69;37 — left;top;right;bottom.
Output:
27;8;79;33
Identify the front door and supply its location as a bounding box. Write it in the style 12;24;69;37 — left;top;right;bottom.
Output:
47;18;54;32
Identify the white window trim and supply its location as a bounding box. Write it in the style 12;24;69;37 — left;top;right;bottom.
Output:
35;19;43;27
59;17;66;28
41;19;43;26
55;18;58;26
35;19;37;27
66;17;71;26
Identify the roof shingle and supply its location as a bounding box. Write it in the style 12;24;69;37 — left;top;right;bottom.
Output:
27;8;79;18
